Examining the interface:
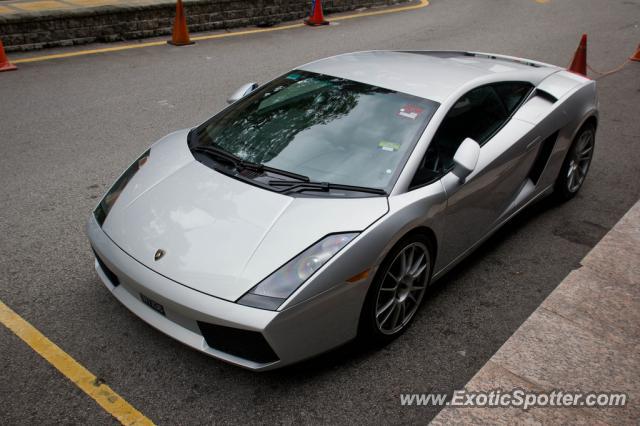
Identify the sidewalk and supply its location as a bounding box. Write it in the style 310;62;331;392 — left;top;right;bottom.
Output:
0;0;160;15
431;199;640;424
0;0;409;52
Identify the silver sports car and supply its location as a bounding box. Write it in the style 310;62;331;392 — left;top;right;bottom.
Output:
87;50;597;371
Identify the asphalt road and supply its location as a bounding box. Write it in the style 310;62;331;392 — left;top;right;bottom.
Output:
1;0;639;423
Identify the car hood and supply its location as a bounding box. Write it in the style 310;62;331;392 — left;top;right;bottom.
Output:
102;130;389;302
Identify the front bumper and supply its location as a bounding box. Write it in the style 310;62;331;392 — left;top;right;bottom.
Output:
86;215;369;371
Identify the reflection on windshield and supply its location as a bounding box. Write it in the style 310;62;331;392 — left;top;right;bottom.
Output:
196;71;439;190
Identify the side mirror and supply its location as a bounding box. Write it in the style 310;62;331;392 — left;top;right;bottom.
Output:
452;138;480;181
227;82;259;104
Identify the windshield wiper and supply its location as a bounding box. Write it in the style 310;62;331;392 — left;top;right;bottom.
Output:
268;180;387;195
192;145;309;182
193;145;385;195
192;145;241;167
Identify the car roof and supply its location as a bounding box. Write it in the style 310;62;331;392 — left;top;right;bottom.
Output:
298;50;561;103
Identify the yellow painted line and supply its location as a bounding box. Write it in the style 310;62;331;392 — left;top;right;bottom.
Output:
13;0;429;64
0;5;17;13
14;41;168;63
12;0;70;11
0;299;154;426
190;22;306;42
333;0;429;21
66;0;118;6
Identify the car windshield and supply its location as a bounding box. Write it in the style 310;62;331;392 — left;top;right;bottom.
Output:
194;71;439;191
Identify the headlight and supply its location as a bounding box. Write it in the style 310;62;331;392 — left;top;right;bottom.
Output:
237;233;358;310
94;149;150;226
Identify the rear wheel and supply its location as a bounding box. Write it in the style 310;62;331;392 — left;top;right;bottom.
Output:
555;124;595;201
359;234;432;344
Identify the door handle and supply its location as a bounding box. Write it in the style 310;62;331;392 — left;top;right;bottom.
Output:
526;136;542;152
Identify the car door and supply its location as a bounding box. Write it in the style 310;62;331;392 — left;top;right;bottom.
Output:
411;82;540;272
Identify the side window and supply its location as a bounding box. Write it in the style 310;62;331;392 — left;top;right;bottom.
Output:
493;82;533;115
410;82;532;189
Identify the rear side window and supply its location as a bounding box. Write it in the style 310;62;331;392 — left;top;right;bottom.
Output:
493;82;533;115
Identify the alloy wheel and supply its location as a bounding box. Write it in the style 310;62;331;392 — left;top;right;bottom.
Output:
567;128;594;193
375;242;430;335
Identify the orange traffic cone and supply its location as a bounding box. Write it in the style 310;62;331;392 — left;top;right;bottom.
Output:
567;34;587;77
630;44;640;62
305;0;329;26
167;0;194;46
0;39;17;72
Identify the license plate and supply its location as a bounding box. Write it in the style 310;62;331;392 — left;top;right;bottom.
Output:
140;293;166;316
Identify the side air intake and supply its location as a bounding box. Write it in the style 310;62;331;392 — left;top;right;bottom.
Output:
533;88;558;104
528;131;560;185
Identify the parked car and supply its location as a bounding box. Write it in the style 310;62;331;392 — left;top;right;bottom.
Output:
87;50;597;370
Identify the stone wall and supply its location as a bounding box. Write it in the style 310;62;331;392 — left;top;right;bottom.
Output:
0;0;404;52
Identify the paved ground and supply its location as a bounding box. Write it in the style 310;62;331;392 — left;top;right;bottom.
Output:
433;199;640;424
1;0;639;423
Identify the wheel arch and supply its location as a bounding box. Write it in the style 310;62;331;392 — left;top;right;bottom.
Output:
582;114;598;132
368;224;440;287
569;103;598;142
563;112;598;163
404;226;438;267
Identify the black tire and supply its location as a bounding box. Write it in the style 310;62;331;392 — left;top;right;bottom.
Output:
554;123;596;202
358;233;434;345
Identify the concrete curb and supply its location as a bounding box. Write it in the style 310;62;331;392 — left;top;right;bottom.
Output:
0;0;406;52
431;199;640;424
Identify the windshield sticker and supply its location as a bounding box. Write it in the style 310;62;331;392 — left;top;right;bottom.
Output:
397;105;424;120
378;140;401;152
286;73;302;80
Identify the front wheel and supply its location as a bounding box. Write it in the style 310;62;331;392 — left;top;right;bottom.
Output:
359;234;432;344
554;124;595;201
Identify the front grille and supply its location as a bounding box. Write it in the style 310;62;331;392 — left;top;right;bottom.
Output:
92;249;120;287
197;321;279;364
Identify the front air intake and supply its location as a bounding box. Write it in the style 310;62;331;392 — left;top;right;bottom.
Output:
92;249;120;287
197;322;279;364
